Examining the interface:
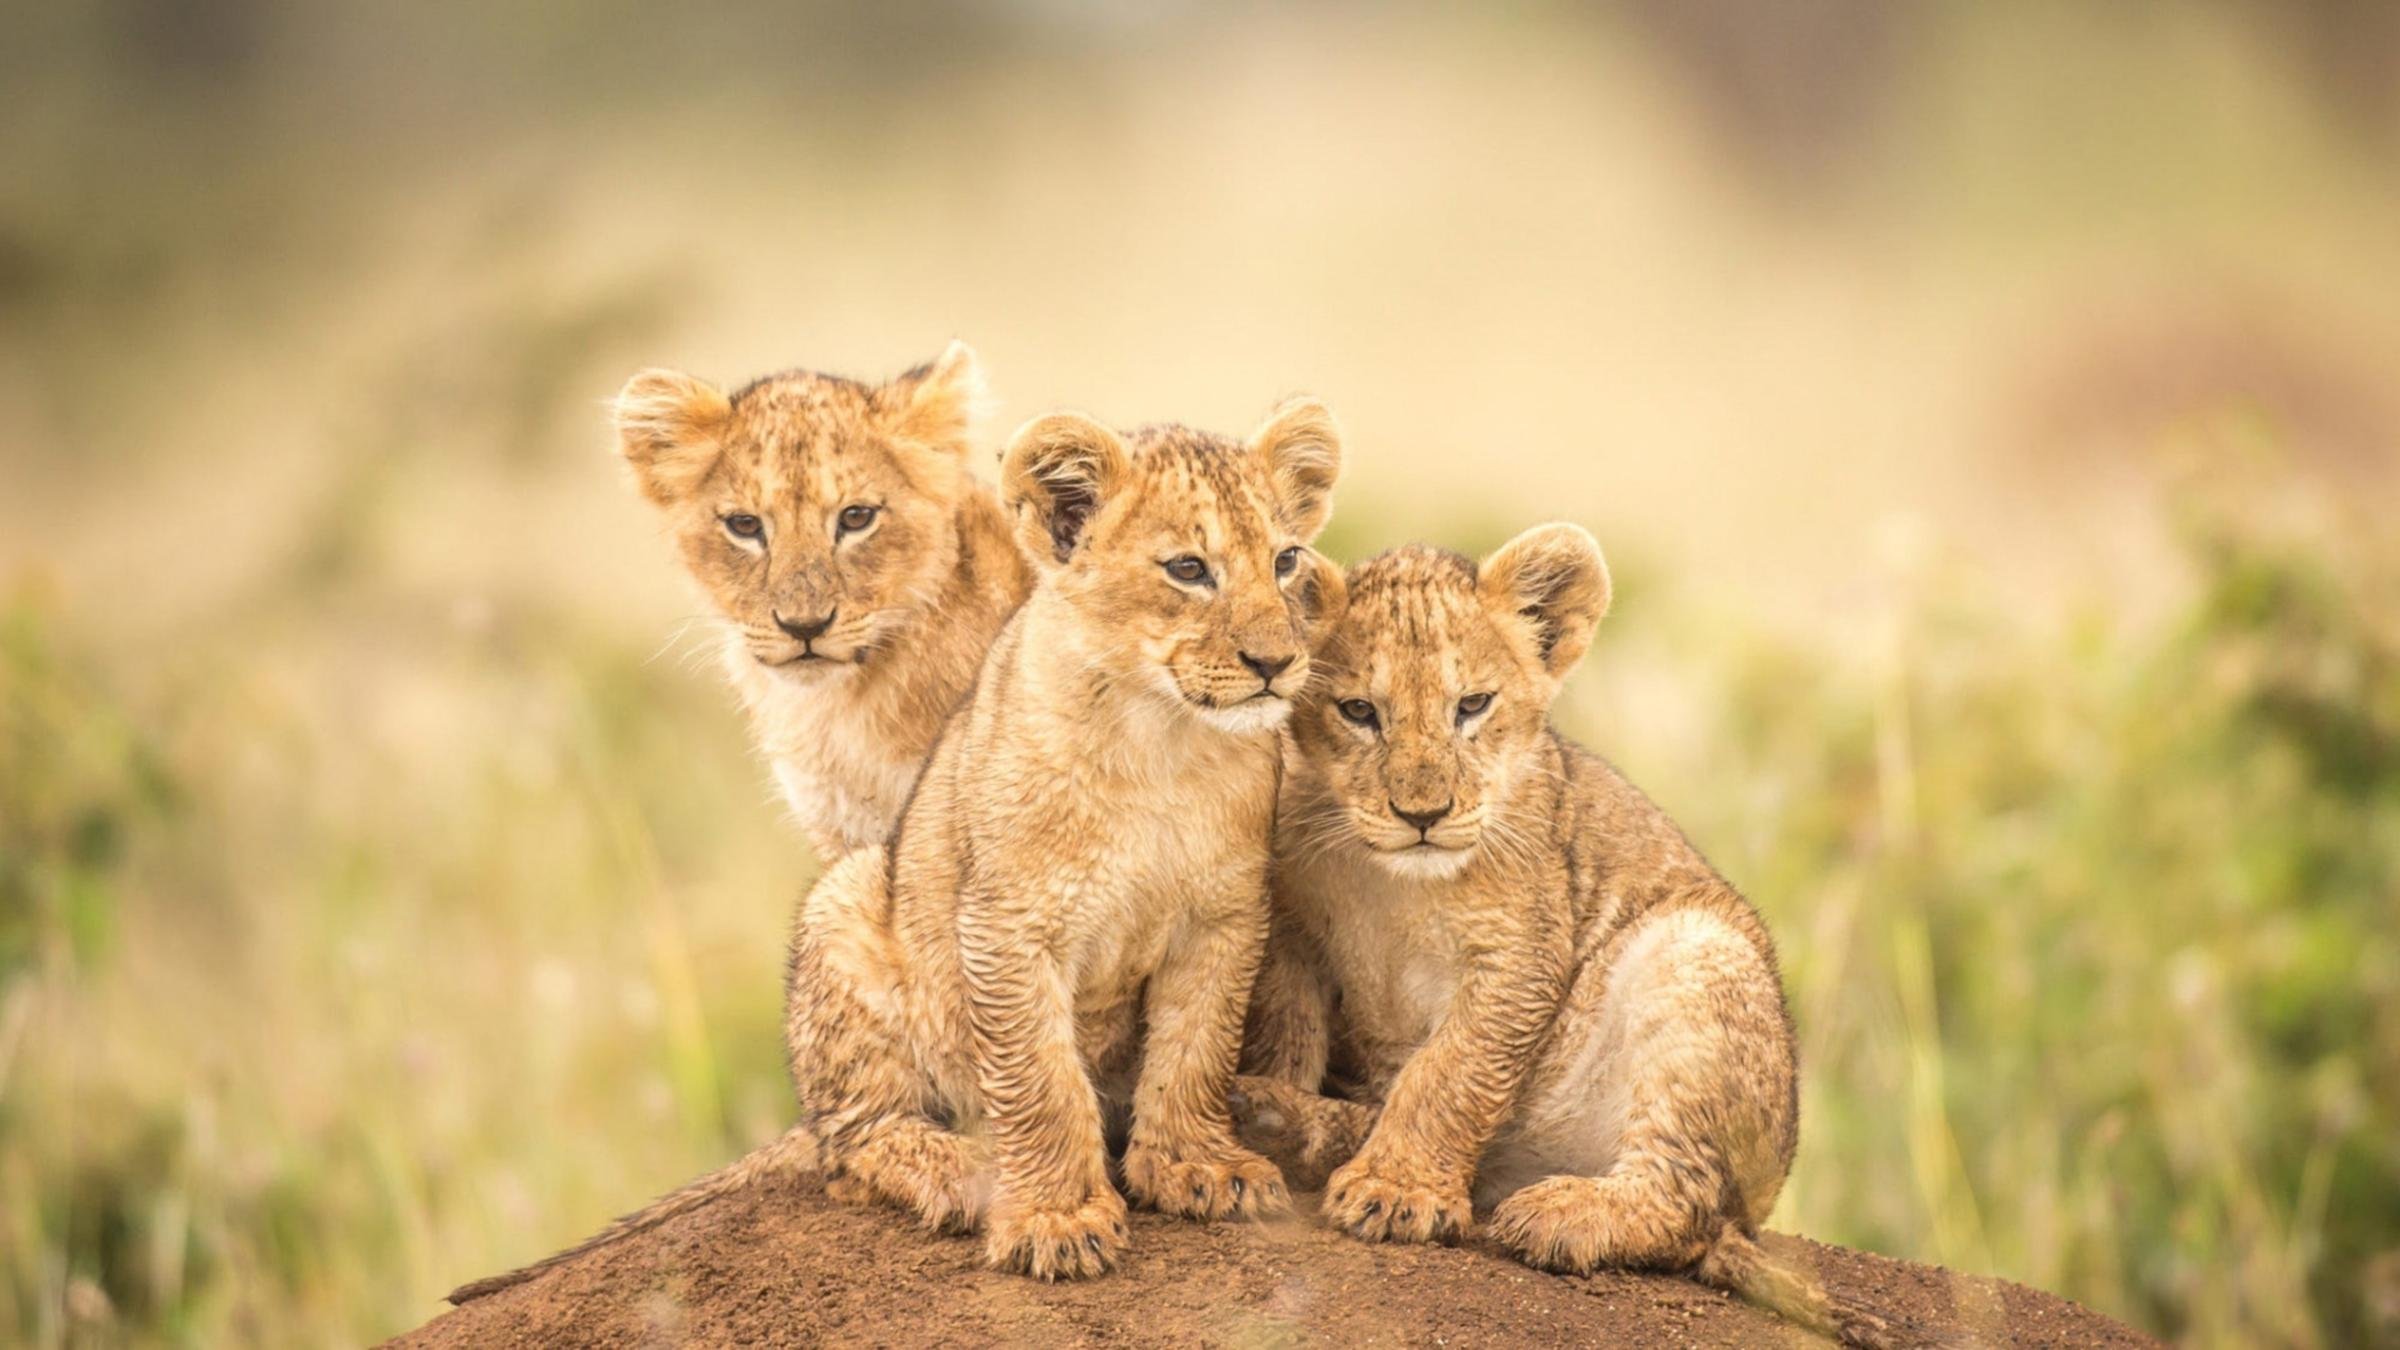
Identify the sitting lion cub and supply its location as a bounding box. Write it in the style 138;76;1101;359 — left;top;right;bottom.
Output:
1236;527;1900;1347
789;403;1345;1279
615;342;1033;858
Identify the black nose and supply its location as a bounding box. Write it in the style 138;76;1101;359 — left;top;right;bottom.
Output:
775;608;836;642
1239;651;1295;684
1390;800;1453;834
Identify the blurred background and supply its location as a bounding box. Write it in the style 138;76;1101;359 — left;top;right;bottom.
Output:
4;1;2397;1344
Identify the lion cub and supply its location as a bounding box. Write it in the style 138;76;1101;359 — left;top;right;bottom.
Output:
616;342;1033;857
1236;528;1897;1346
774;401;1345;1281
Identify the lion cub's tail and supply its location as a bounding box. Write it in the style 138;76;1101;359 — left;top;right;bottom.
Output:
1696;1225;1948;1349
444;1124;819;1305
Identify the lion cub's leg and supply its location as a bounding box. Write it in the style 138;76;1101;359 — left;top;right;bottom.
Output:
955;886;1129;1281
1121;901;1291;1222
1486;907;1794;1275
786;851;990;1235
1238;906;1335;1091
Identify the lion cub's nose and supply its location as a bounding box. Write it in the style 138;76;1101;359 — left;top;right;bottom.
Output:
1239;650;1295;685
1390;800;1453;834
776;609;836;642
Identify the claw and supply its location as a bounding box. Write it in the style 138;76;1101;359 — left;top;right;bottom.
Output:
1362;1200;1382;1217
1231;1177;1246;1201
1087;1233;1103;1255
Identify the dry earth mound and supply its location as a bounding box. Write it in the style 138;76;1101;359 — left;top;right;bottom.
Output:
402;1167;2151;1347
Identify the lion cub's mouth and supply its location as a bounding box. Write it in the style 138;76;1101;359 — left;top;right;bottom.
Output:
760;645;856;670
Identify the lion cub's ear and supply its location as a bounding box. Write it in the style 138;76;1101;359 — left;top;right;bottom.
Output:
1291;549;1349;634
1478;523;1611;682
1001;412;1132;567
878;339;988;454
616;369;732;507
1248;397;1342;543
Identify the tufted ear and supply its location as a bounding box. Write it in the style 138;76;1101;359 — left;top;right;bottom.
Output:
1478;523;1611;681
1001;412;1131;567
616;368;732;507
878;339;988;454
1247;397;1342;543
1289;548;1349;637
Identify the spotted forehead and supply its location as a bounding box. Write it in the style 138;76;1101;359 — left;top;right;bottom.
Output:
1336;547;1505;696
1120;425;1280;550
717;371;905;503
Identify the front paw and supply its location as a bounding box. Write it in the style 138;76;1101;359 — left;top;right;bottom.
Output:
1322;1150;1470;1245
1122;1142;1290;1221
984;1191;1129;1281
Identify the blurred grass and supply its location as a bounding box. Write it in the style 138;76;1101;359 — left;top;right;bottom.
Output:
3;2;2397;1345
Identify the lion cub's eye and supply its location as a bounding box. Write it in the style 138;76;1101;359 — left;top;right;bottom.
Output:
1336;698;1380;729
1457;692;1494;724
1163;556;1212;586
1274;546;1301;577
838;504;878;534
723;513;764;540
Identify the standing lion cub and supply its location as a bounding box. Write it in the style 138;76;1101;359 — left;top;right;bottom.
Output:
1236;528;1904;1347
616;342;1033;858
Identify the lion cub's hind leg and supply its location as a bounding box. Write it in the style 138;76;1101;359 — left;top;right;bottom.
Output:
1486;906;1794;1274
787;851;990;1234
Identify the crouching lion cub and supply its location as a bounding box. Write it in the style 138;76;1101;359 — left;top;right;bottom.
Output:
615;342;1033;858
1235;527;1904;1347
456;398;1344;1299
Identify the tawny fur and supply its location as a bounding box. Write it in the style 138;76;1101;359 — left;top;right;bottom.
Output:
615;342;1033;858
780;403;1345;1281
1235;529;1908;1348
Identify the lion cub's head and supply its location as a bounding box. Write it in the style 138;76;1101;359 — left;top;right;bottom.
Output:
614;342;989;675
1291;526;1611;879
999;400;1345;735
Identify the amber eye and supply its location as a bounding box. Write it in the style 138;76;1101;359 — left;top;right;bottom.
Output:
1337;698;1380;729
1275;546;1301;577
838;504;878;534
723;513;763;539
1163;556;1212;585
1457;692;1494;723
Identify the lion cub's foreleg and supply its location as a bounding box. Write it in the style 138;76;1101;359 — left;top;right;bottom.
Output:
786;852;990;1235
1120;900;1291;1221
1321;937;1568;1246
955;886;1129;1281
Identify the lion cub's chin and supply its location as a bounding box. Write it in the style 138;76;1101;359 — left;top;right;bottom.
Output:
1367;843;1478;881
1191;696;1294;736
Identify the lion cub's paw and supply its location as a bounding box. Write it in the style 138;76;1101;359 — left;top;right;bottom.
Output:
1122;1143;1291;1222
1228;1076;1375;1190
1322;1150;1471;1245
984;1191;1130;1281
1487;1175;1612;1272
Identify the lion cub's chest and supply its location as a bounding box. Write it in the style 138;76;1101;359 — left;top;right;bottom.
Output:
734;654;928;853
1297;855;1462;1053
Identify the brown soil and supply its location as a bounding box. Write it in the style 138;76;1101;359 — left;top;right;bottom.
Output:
398;1166;2153;1349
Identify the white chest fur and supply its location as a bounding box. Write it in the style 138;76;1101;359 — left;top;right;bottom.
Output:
728;643;923;855
1299;851;1462;1049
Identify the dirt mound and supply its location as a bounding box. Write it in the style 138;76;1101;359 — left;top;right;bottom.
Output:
400;1168;2151;1348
